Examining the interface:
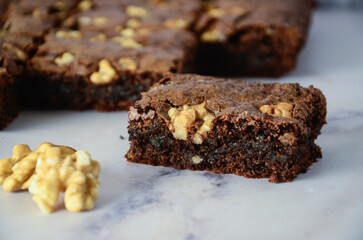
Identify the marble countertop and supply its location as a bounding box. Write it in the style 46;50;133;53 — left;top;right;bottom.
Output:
1;9;363;240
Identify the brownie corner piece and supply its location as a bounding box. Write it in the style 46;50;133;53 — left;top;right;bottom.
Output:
126;74;327;183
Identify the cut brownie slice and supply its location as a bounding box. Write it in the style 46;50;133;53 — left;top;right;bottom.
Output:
195;0;315;77
126;74;327;182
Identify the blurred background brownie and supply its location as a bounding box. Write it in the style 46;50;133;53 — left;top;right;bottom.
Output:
1;0;200;111
195;0;315;76
27;28;197;110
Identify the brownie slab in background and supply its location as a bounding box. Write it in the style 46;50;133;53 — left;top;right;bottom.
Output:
195;0;315;76
0;0;80;70
1;0;200;111
126;74;327;182
26;0;199;110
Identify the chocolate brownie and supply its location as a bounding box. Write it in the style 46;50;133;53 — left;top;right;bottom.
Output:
27;28;197;110
2;0;78;39
0;0;81;111
126;74;326;182
194;0;315;76
24;0;199;110
0;55;18;130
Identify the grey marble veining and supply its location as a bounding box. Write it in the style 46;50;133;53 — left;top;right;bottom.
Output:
0;9;363;240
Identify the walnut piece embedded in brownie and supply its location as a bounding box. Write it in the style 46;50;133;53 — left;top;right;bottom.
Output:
126;74;327;183
195;0;315;76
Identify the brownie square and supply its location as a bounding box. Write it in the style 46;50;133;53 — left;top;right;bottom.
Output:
195;0;315;77
126;74;327;182
27;27;197;110
21;0;200;110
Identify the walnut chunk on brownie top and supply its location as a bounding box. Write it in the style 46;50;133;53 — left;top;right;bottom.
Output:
127;74;327;183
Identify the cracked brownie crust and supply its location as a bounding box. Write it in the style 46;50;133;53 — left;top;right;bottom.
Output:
126;74;327;182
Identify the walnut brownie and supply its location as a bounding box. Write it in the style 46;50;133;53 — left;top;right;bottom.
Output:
126;74;327;182
27;28;197;110
0;0;81;114
25;0;199;110
2;0;78;40
195;0;315;76
1;0;77;68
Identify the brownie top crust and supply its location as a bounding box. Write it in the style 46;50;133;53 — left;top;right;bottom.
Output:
78;0;201;30
134;74;326;137
27;0;200;80
30;28;196;76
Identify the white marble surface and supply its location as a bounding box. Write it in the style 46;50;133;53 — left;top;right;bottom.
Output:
1;9;363;240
